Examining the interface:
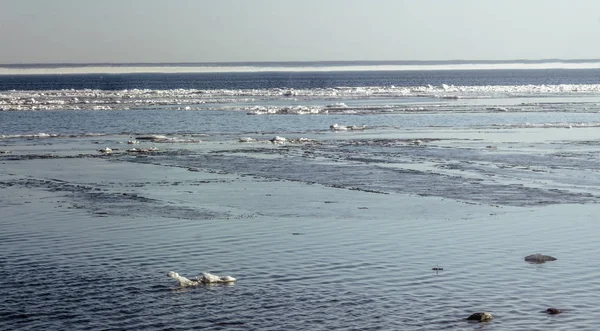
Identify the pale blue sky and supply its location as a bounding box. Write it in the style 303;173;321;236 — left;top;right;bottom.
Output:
1;0;599;63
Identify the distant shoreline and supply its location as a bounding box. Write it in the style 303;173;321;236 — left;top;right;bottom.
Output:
3;59;600;67
2;60;600;75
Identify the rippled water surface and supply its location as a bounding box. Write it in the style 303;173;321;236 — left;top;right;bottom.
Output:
2;69;600;330
2;131;600;330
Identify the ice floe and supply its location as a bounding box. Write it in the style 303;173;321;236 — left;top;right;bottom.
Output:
127;147;158;153
239;137;257;143
167;271;236;287
3;84;600;112
135;135;200;143
270;136;287;144
330;123;366;131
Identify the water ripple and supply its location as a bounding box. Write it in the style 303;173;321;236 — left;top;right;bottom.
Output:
3;160;600;330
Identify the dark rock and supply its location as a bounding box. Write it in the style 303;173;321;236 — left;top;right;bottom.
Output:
466;312;494;322
524;254;557;263
546;308;561;315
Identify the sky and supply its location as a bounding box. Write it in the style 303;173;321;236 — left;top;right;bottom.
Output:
1;0;599;64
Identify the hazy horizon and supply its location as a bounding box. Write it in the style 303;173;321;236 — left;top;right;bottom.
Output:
2;0;600;64
3;58;600;66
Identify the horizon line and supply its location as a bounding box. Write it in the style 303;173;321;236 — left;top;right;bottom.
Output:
3;58;600;67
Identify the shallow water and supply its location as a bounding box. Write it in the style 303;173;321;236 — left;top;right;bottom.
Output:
2;69;600;330
2;126;600;330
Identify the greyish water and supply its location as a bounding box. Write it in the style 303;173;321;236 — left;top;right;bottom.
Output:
2;66;600;330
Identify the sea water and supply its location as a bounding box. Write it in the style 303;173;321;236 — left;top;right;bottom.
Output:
1;63;600;330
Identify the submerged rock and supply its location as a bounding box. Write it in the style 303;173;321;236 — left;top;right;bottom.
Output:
524;254;557;263
466;312;494;322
